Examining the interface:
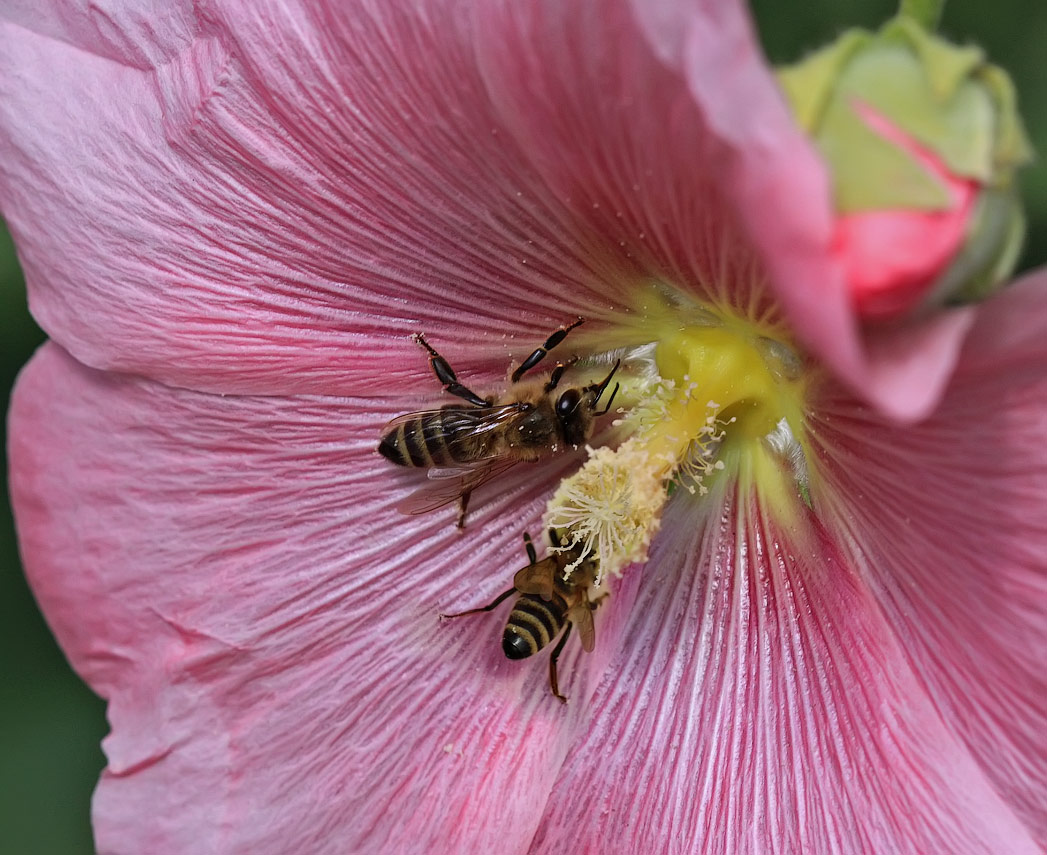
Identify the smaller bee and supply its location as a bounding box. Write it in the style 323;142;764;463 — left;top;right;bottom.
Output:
378;319;620;528
441;528;604;703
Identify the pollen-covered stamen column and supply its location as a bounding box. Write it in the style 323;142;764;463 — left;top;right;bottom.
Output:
544;306;809;580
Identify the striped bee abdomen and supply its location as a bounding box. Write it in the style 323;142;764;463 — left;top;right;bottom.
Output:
502;593;569;660
378;409;488;467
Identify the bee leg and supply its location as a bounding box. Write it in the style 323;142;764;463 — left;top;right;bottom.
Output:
589;592;609;611
456;490;472;530
522;531;538;564
548;623;573;704
510;318;584;383
440;587;516;620
413;333;489;408
542;361;567;393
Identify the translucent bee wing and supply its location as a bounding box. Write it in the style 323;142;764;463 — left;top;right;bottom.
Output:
379;408;438;437
567;599;596;652
511;558;558;599
380;404;528;462
457;403;534;437
395;456;520;516
379;405;517;433
424;467;473;481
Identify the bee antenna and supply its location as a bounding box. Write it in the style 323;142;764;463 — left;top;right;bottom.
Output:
590;359;621;408
595;382;620;416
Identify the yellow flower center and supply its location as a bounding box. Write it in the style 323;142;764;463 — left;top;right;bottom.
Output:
545;287;810;579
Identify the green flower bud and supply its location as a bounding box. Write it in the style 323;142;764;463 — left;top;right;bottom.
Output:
778;16;1033;319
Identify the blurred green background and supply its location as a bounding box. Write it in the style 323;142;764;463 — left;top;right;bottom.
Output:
0;219;108;855
1;2;1045;852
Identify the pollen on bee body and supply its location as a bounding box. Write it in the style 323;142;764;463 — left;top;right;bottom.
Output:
542;292;811;581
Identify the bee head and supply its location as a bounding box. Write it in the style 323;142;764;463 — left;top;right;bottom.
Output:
556;360;621;446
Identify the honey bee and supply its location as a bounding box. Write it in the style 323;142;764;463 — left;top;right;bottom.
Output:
441;528;604;703
378;319;620;527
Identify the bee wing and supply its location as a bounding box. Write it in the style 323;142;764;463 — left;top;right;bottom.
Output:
511;558;557;600
567;599;596;652
381;404;528;462
396;456;521;516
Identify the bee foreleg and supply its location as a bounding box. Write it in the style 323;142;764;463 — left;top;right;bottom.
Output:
548;623;573;704
440;587;516;620
413;333;489;408
510;318;584;383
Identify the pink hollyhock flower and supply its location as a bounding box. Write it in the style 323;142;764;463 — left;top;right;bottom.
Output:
2;2;1044;854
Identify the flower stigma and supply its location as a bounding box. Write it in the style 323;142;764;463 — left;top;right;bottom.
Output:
545;287;811;581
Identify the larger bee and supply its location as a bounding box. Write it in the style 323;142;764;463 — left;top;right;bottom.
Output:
378;319;619;527
441;528;604;703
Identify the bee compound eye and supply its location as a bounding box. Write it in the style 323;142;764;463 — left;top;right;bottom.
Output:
555;389;581;419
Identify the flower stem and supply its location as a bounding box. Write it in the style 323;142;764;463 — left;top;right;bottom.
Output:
898;0;945;29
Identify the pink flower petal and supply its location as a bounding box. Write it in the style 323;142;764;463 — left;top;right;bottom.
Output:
478;0;972;419
472;0;780;317
811;271;1047;843
529;489;1040;854
1;0;196;67
2;1;969;416
0;3;634;396
9;344;639;854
